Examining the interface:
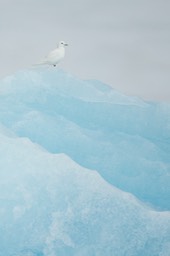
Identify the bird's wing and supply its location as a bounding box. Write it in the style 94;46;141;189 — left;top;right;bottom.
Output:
46;48;60;59
34;48;61;65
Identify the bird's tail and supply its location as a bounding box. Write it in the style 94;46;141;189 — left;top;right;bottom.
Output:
33;59;47;66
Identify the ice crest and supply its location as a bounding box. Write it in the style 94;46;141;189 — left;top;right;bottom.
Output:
0;68;169;255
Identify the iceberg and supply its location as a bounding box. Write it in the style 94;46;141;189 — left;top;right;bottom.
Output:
0;68;169;255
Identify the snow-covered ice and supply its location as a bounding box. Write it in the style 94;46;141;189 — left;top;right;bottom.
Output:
0;68;169;255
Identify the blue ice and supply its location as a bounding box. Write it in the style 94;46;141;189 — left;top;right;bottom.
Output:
0;68;169;255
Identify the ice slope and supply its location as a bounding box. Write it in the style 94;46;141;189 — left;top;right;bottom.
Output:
0;68;170;255
0;128;169;256
0;68;169;211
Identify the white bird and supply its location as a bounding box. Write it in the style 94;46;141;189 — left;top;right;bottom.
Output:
36;41;68;67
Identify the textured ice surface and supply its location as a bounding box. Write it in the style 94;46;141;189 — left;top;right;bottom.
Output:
0;68;170;255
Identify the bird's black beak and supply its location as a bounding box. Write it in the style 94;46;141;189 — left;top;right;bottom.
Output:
65;43;68;46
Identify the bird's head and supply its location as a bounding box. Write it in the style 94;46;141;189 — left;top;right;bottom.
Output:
59;41;68;47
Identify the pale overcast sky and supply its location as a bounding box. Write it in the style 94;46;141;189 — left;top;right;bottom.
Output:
0;0;170;102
